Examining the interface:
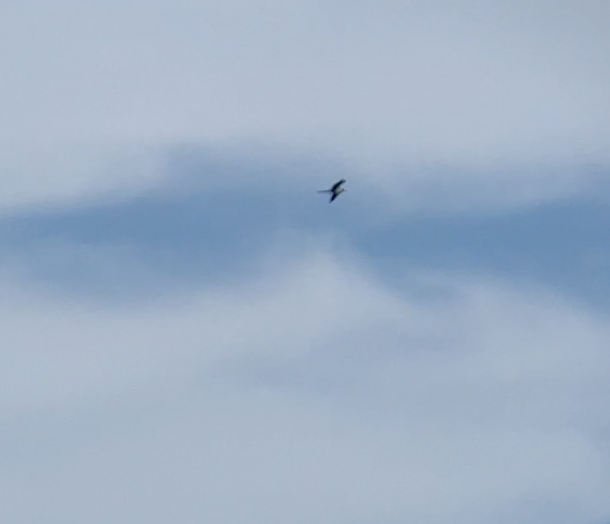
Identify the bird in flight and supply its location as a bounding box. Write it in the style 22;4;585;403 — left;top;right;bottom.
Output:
318;178;346;202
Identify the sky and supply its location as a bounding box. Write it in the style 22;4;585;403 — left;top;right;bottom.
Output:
1;1;610;523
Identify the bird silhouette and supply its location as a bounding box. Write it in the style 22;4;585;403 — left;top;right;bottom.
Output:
318;179;346;202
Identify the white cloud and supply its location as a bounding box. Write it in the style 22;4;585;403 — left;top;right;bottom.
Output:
0;143;167;213
0;140;606;220
1;0;608;164
1;1;608;212
1;244;609;523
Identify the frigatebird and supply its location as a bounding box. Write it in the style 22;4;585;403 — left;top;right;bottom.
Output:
318;179;346;202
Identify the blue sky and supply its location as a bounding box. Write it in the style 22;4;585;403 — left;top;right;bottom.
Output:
2;150;609;306
1;2;610;523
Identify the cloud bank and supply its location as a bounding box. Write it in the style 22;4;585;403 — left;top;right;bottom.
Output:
2;0;608;164
1;244;610;523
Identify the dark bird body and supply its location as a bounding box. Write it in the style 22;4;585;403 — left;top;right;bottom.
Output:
318;179;346;202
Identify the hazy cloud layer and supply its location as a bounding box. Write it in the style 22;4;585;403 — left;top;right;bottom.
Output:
1;249;610;524
1;143;608;222
2;0;608;164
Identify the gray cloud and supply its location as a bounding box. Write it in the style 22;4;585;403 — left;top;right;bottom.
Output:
1;247;610;523
1;0;608;166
